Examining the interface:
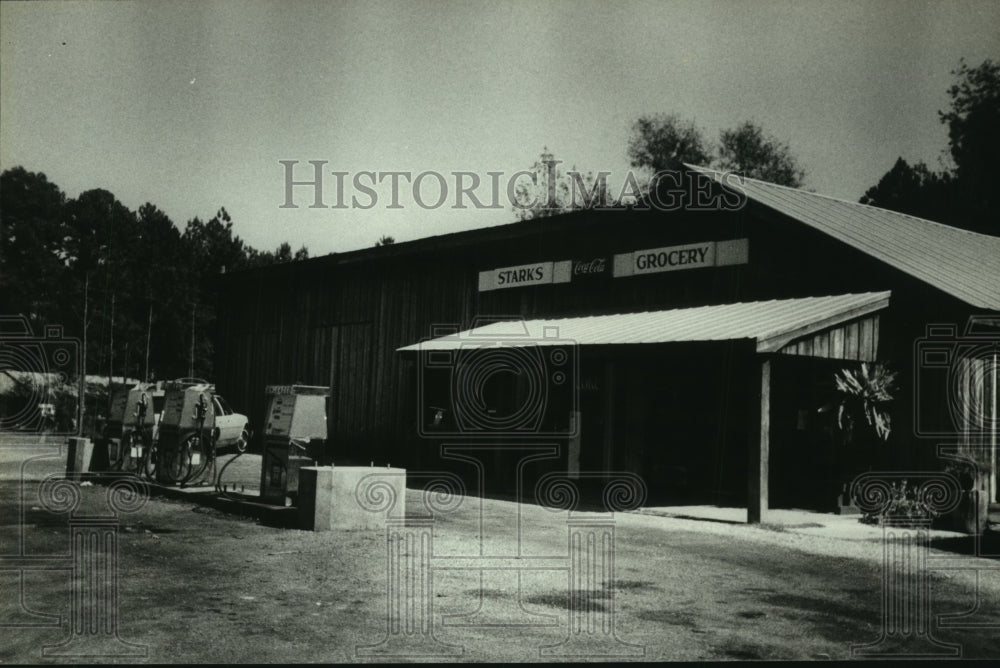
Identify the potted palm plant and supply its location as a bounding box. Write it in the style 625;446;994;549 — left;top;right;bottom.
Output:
820;362;897;513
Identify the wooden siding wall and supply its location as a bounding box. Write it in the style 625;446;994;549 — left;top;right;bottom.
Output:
216;254;478;464
215;204;988;475
778;315;880;361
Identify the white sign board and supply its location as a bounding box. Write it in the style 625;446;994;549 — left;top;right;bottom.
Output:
478;260;572;292
613;238;748;277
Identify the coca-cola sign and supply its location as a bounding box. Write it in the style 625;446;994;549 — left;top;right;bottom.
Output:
572;257;608;277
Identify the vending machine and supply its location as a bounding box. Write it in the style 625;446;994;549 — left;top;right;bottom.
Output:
260;385;329;505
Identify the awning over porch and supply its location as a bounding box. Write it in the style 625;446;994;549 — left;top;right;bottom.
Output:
398;292;890;359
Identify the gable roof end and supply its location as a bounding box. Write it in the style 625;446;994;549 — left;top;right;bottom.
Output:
685;164;1000;310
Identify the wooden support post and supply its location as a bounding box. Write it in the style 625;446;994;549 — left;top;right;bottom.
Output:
748;357;771;524
991;351;997;502
603;361;615;472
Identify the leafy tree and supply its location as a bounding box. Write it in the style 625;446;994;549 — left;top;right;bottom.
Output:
274;241;293;263
0;167;66;327
625;115;806;196
859;158;954;222
939;58;1000;230
717;122;805;187
246;241;310;266
244;246;274;268
862;58;999;235
62;189;140;380
132;203;187;380
627;114;712;172
179;208;251;378
375;235;396;247
0;166;313;386
181;208;248;277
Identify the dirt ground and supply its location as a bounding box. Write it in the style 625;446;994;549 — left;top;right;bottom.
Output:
2;441;999;663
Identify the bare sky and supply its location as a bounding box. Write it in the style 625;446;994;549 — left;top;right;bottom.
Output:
2;0;998;255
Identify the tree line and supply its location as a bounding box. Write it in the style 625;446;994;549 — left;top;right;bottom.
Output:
3;57;995;387
0;171;309;383
860;58;999;235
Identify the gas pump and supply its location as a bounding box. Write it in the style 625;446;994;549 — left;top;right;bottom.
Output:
120;383;162;476
103;385;131;471
156;381;217;486
260;385;329;505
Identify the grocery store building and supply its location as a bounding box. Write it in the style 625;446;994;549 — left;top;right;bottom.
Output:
215;166;1000;521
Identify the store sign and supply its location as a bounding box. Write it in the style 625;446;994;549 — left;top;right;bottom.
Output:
478;241;745;291
633;242;714;274
478;261;571;292
613;238;748;277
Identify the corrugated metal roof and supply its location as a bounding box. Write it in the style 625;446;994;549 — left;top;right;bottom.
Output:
398;292;889;353
685;164;1000;310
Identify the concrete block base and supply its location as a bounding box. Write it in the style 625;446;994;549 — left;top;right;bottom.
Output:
66;437;94;480
299;466;405;531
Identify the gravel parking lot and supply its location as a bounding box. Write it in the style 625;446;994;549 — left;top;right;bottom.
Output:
3;441;999;663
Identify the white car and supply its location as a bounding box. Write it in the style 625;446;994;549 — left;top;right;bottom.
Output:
212;394;249;452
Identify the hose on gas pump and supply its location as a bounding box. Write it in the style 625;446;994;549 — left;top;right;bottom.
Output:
180;393;215;487
129;392;162;481
213;426;252;498
125;393;148;477
160;392;206;487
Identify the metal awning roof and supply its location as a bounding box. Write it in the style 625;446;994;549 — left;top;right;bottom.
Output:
398;292;890;354
686;164;1000;310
